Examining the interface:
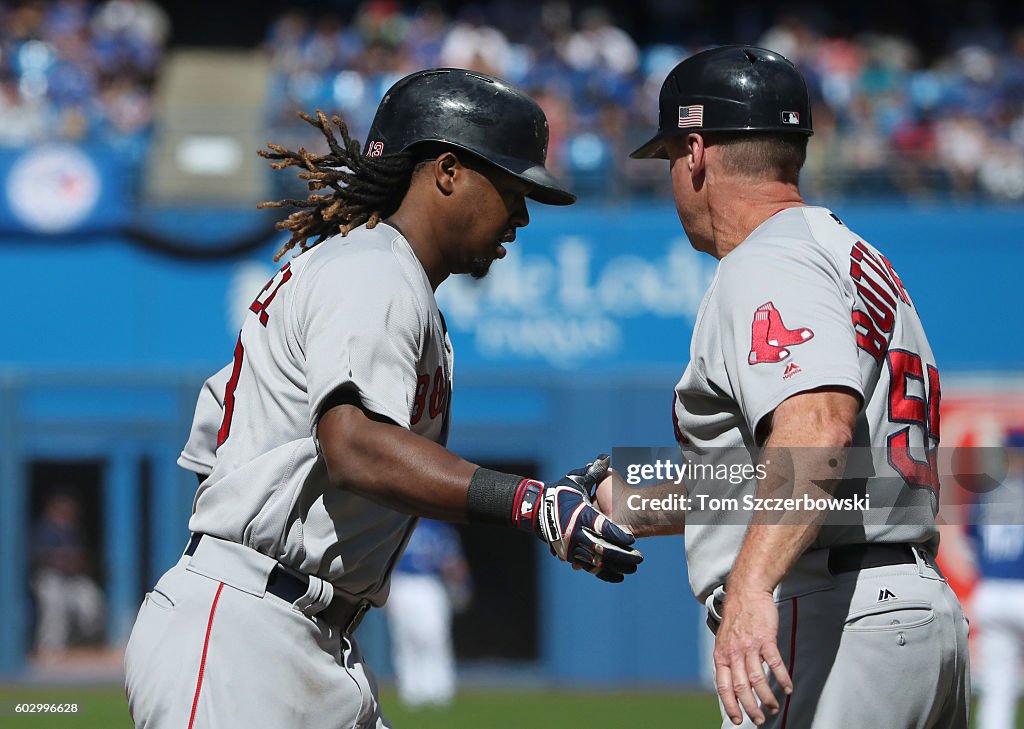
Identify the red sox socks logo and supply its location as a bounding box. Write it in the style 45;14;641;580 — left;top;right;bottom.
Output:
748;301;814;365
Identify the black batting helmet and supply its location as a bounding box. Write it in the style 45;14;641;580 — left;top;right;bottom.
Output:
630;45;813;160
364;68;575;205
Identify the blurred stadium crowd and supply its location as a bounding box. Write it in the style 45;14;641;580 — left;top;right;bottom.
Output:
0;0;167;167
3;0;1024;201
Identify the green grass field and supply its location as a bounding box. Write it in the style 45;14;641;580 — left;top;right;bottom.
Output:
0;687;720;728
2;686;1022;728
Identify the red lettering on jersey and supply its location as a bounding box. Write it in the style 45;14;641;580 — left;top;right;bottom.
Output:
852;266;897;311
879;252;910;306
851;242;909;306
854;282;895;333
850;242;903;361
747;302;814;365
428;366;446;419
886;349;940;492
217;335;245;447
927;364;941;443
410;374;429;426
249;263;293;327
851;310;887;363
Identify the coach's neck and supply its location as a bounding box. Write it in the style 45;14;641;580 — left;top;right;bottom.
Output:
670;133;807;261
704;176;805;260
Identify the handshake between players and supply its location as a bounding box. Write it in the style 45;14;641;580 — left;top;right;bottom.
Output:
519;455;643;583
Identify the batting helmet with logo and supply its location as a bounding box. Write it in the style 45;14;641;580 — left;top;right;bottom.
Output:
630;45;813;160
364;68;575;205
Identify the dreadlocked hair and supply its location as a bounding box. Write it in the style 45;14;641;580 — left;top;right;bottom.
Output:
257;110;416;261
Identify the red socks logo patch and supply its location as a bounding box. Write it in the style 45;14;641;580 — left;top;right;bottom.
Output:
748;302;814;365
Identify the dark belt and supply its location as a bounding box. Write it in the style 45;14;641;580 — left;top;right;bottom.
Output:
185;534;370;634
826;543;919;575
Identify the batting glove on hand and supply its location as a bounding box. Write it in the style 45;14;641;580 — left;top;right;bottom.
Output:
512;455;643;583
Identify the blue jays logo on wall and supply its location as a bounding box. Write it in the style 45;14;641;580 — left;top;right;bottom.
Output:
6;146;101;233
435;234;717;370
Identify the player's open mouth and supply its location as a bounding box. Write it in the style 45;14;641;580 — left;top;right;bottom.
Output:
496;229;516;258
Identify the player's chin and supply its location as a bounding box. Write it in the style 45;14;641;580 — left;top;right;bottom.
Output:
466;244;508;278
469;256;495;279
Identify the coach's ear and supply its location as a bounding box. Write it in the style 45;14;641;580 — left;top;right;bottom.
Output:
668;134;706;190
688;133;707;179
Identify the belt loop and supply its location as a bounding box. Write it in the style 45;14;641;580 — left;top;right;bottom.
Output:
345;601;371;635
293;573;335;617
912;545;944;581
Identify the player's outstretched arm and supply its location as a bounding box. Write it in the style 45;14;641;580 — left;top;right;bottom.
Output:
318;402;643;582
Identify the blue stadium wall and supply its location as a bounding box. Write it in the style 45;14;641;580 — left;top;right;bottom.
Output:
1;194;1022;683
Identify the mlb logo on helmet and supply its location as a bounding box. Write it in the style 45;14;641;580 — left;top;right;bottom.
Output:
367;141;384;157
781;111;800;125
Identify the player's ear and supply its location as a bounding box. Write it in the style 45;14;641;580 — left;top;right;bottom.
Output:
432;152;459;195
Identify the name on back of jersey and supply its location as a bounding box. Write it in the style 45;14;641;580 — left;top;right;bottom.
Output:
849;240;910;363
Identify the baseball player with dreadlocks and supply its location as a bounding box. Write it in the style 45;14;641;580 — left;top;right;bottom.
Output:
124;68;642;729
599;46;969;728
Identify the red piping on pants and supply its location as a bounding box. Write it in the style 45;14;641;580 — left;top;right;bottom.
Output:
187;582;225;729
780;598;798;729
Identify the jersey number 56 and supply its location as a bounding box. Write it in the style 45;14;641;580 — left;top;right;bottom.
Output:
886;349;940;493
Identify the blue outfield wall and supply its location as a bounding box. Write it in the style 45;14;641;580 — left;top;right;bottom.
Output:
1;201;1022;681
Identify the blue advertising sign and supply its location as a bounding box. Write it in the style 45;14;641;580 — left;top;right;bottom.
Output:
435;229;716;370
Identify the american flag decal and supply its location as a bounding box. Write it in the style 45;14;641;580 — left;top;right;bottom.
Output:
678;105;704;128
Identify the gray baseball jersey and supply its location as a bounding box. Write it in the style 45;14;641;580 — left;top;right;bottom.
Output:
178;363;231;477
185;221;453;605
676;207;940;601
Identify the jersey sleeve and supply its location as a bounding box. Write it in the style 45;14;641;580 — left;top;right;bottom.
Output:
177;364;230;476
716;238;865;437
299;252;424;434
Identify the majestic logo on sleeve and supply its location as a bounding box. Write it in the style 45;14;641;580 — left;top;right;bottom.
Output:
748;302;814;365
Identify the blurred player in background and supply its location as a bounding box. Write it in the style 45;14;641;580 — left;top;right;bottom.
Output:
124;68;641;729
31;491;105;659
970;431;1024;729
386;519;471;709
605;45;969;728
